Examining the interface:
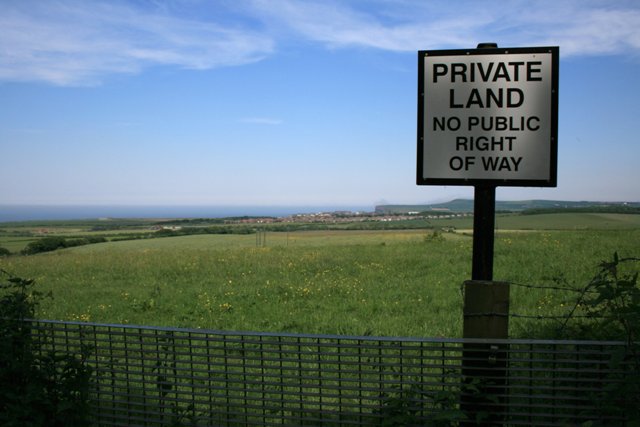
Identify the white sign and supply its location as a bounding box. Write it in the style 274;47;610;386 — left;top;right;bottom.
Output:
417;47;558;186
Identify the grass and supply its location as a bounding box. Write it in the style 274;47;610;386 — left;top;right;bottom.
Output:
2;223;639;339
497;212;640;230
433;212;640;230
2;231;465;336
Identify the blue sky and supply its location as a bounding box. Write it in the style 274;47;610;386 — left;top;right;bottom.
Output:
1;0;639;209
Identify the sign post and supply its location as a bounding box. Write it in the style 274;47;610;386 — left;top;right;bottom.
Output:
417;43;559;424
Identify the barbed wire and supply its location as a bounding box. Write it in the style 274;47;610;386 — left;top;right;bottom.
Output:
462;255;640;324
464;311;640;321
465;312;581;320
472;256;640;295
459;280;598;295
506;281;595;293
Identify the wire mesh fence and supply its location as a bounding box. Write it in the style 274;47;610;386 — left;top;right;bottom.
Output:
27;319;636;426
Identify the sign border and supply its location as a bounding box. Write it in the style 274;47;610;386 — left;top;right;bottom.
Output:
416;46;559;187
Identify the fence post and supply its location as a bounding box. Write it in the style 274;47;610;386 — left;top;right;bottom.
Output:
463;280;509;338
462;280;510;426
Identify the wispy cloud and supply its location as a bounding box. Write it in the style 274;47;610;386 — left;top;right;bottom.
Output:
0;0;274;86
249;0;640;57
525;3;640;56
249;0;483;51
2;0;638;87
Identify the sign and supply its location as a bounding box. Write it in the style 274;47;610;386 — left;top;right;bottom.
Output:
417;46;558;186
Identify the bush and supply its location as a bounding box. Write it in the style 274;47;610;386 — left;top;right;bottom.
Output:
559;253;640;342
21;235;108;255
21;237;67;255
65;238;90;248
86;236;107;244
557;254;640;424
0;247;10;256
0;270;93;426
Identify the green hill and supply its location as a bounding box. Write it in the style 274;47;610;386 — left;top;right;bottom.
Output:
375;199;640;214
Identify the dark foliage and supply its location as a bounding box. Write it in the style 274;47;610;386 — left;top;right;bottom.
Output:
21;236;107;255
0;270;93;426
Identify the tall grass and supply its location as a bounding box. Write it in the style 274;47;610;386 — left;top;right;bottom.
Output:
1;229;638;338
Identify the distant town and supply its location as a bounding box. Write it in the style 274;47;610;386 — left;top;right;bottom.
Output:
219;198;640;226
224;209;470;226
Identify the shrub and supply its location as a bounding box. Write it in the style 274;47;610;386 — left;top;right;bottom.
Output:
558;254;640;424
86;236;107;244
65;238;90;248
0;270;93;426
21;237;67;255
21;235;108;255
559;253;640;342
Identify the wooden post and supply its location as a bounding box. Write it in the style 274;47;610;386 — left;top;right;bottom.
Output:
463;185;509;424
471;185;496;281
463;280;509;339
462;280;510;425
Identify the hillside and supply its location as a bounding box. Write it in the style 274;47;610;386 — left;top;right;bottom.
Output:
375;199;640;214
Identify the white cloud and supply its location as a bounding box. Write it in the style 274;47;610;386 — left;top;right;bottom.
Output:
536;6;640;56
2;0;638;87
249;0;640;57
0;0;274;86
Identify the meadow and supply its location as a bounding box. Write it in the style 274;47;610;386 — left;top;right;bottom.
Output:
2;213;639;339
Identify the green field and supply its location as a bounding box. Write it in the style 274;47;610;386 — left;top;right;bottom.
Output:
2;212;640;253
436;212;640;231
2;212;639;339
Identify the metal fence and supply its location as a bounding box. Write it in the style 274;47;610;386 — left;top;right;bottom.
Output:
28;319;636;426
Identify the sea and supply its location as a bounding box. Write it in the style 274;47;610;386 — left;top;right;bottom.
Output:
0;205;373;222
